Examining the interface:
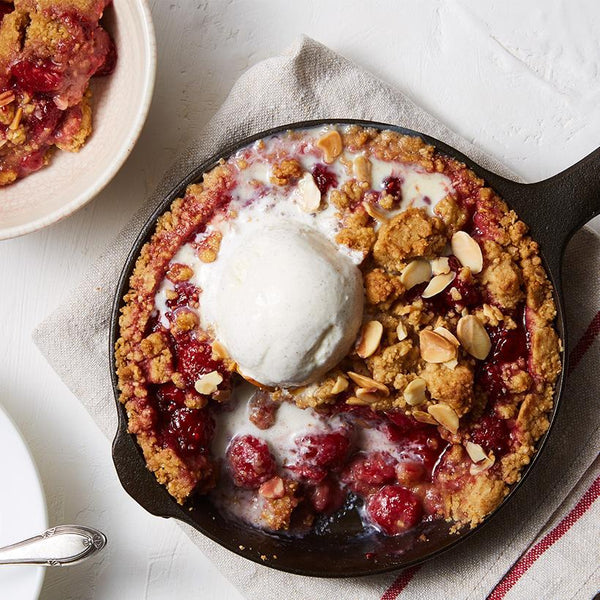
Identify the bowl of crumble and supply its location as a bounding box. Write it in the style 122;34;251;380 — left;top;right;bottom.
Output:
0;0;156;240
110;120;600;577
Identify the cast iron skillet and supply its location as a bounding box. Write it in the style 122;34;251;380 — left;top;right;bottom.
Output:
109;119;600;578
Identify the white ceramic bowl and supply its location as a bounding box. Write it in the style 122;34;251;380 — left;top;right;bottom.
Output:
0;0;156;240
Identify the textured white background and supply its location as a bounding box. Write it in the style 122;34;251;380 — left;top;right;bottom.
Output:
1;1;599;599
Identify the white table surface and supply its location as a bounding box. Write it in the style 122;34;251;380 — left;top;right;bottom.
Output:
1;1;599;598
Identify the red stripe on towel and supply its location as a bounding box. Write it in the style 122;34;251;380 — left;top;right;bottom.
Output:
381;565;421;599
488;475;600;599
568;310;600;375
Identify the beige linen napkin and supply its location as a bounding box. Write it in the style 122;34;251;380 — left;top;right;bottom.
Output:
34;37;600;599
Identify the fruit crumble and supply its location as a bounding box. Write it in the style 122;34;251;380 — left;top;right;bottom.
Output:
115;125;561;539
0;0;116;185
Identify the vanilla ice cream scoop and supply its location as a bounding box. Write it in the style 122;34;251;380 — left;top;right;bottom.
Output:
202;222;364;387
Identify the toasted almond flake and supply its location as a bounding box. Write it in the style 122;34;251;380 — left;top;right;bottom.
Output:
430;257;451;275
396;321;408;341
353;154;372;183
0;92;15;107
457;315;491;360
9;107;22;130
433;326;460;346
404;378;427;406
316;130;343;163
211;341;229;360
356;388;381;403
259;476;285;499
451;231;483;274
428;403;459;434
347;371;390;396
400;259;432;290
363;200;389;222
469;454;495;475
419;330;457;363
194;370;223;395
292;172;322;213
345;396;370;406
465;441;488;463
330;375;349;395
443;358;459;370
413;410;438;425
357;320;383;358
422;272;456;298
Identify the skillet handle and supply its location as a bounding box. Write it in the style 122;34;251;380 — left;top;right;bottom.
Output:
503;147;600;276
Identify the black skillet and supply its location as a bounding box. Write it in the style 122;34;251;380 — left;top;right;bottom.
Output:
109;119;600;578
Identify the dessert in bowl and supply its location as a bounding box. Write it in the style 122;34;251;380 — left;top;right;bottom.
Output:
115;123;562;543
0;0;155;239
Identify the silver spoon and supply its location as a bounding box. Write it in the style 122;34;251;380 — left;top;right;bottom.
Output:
0;525;106;566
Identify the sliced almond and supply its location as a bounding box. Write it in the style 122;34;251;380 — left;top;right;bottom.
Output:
457;315;491;360
433;326;460;347
357;320;383;358
259;476;285;499
469;454;495;475
194;370;223;395
419;330;457;363
443;358;459;370
404;378;427;406
345;396;370;406
316;130;343;163
292;172;322;213
353;154;371;183
422;272;456;298
347;371;390;396
363;201;389;222
400;259;432;290
465;441;488;463
396;321;408;341
330;375;349;395
430;257;451;275
413;410;438;426
356;388;381;404
427;403;459;434
451;231;483;274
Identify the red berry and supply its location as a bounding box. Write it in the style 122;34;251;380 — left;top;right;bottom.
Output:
93;31;117;76
174;338;222;386
367;485;423;535
470;415;510;457
312;164;338;195
11;59;64;93
341;451;397;495
227;435;276;489
163;407;214;459
291;431;350;482
382;176;403;203
156;382;186;413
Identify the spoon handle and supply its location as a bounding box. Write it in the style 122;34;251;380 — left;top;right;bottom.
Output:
0;525;107;566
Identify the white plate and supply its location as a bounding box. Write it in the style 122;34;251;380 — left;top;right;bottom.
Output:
0;404;48;600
